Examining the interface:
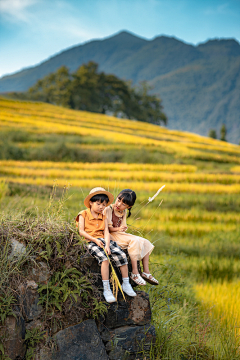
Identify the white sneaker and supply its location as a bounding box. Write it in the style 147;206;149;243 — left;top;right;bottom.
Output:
103;288;117;303
122;282;137;297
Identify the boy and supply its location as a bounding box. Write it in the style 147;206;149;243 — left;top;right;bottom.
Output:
76;187;136;303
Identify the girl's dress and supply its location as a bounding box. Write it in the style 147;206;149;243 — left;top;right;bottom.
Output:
104;205;154;261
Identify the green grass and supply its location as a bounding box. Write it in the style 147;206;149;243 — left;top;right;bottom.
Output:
1;182;240;358
1;98;240;358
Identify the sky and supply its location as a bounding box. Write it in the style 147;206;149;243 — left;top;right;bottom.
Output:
0;0;240;78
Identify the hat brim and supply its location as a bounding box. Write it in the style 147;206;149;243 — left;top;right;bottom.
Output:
84;190;114;208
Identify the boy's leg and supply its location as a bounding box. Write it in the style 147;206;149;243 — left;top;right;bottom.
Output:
87;240;116;302
108;241;137;297
101;260;109;280
120;265;137;297
119;264;128;278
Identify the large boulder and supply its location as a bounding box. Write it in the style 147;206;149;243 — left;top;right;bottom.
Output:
99;291;156;360
34;319;108;360
101;291;151;329
105;324;156;360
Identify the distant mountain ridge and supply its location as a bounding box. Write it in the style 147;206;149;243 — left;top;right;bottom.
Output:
1;31;239;144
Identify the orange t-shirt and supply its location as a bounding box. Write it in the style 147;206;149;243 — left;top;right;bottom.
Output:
76;208;106;241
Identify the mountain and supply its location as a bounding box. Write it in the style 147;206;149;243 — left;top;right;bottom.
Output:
0;31;240;144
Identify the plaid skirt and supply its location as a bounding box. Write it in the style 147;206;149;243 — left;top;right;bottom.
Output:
87;238;128;267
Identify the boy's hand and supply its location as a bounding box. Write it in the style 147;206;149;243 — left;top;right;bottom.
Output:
105;245;111;255
119;225;128;232
95;239;104;248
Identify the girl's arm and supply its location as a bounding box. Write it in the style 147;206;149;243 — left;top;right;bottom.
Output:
79;215;104;248
104;218;111;255
109;225;127;232
109;210;128;233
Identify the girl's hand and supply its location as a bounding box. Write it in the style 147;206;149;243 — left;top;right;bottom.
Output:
105;245;111;255
95;239;104;248
119;225;128;232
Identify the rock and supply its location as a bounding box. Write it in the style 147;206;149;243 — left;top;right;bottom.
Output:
2;242;156;360
102;291;151;329
80;253;101;274
99;290;156;359
29;261;50;284
0;315;26;360
18;284;43;321
105;324;156;360
25;319;43;331
80;253;102;287
9;239;26;258
26;280;38;289
51;319;108;360
34;346;53;360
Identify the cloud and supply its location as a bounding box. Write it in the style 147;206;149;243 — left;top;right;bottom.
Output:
56;25;99;42
0;0;38;22
204;2;236;16
0;0;99;43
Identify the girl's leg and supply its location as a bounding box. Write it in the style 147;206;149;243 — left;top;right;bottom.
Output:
129;252;150;275
129;257;146;286
141;252;159;285
126;235;153;274
131;259;139;275
142;252;150;274
101;260;109;280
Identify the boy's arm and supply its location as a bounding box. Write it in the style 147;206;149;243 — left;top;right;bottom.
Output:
104;218;111;255
79;216;104;248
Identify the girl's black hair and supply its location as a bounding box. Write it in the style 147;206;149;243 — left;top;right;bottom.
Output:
117;189;136;218
90;194;109;204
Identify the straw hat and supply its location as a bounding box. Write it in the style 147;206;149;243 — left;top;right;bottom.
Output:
84;187;114;208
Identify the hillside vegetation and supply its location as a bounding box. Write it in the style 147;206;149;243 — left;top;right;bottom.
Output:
0;31;240;143
1;98;240;358
14;62;167;125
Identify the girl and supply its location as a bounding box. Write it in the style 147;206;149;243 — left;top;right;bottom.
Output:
104;189;158;286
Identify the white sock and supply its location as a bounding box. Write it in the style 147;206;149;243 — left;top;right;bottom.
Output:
102;280;110;290
122;277;130;285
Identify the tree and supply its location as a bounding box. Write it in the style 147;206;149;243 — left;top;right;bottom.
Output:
69;62;101;111
133;82;167;125
28;66;71;106
208;129;217;139
26;62;167;126
220;124;227;141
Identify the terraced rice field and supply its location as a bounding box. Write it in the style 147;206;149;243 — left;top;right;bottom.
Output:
1;97;240;353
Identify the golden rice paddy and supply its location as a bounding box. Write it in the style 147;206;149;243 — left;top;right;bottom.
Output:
1;96;240;342
195;281;240;335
